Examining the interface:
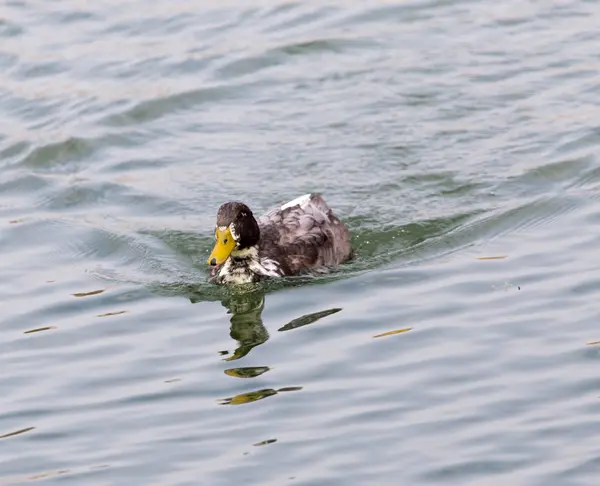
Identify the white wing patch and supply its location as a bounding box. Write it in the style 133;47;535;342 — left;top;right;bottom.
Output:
280;193;311;211
254;257;282;277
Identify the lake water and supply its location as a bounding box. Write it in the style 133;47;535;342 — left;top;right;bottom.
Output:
2;1;600;484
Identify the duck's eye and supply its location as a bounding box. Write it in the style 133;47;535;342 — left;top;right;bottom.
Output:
223;238;228;244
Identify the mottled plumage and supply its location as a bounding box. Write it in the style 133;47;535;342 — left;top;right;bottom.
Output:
208;194;353;285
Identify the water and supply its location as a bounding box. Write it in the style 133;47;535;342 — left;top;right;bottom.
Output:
2;0;600;484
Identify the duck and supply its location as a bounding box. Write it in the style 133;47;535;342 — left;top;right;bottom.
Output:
207;193;353;285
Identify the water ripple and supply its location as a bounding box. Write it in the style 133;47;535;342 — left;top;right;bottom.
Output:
2;0;600;485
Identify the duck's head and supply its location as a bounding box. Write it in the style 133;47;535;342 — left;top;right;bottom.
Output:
207;202;260;266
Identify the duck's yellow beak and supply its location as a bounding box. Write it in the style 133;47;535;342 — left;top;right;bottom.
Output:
207;227;236;265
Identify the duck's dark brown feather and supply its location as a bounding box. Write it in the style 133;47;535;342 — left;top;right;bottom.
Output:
256;194;352;275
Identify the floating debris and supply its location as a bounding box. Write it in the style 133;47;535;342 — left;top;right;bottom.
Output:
0;427;35;440
373;327;412;339
24;326;56;334
72;289;104;298
96;310;127;318
253;439;277;447
476;255;508;260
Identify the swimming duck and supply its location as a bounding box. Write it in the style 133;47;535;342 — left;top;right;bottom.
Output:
207;193;353;285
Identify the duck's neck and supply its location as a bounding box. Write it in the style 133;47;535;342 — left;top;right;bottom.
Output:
230;245;260;262
216;246;261;284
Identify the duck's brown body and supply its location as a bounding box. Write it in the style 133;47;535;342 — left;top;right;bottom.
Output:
208;194;353;285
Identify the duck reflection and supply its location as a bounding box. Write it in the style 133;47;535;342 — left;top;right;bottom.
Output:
220;288;268;362
180;282;345;407
186;285;268;362
188;284;343;366
219;386;303;406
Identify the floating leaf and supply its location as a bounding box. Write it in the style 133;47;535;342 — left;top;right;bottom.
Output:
476;255;508;260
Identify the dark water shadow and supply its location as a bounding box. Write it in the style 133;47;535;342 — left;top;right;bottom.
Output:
278;307;341;332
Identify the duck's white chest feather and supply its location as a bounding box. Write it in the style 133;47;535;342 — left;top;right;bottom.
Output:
215;248;282;284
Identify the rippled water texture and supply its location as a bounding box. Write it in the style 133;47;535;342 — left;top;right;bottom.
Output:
3;1;600;484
